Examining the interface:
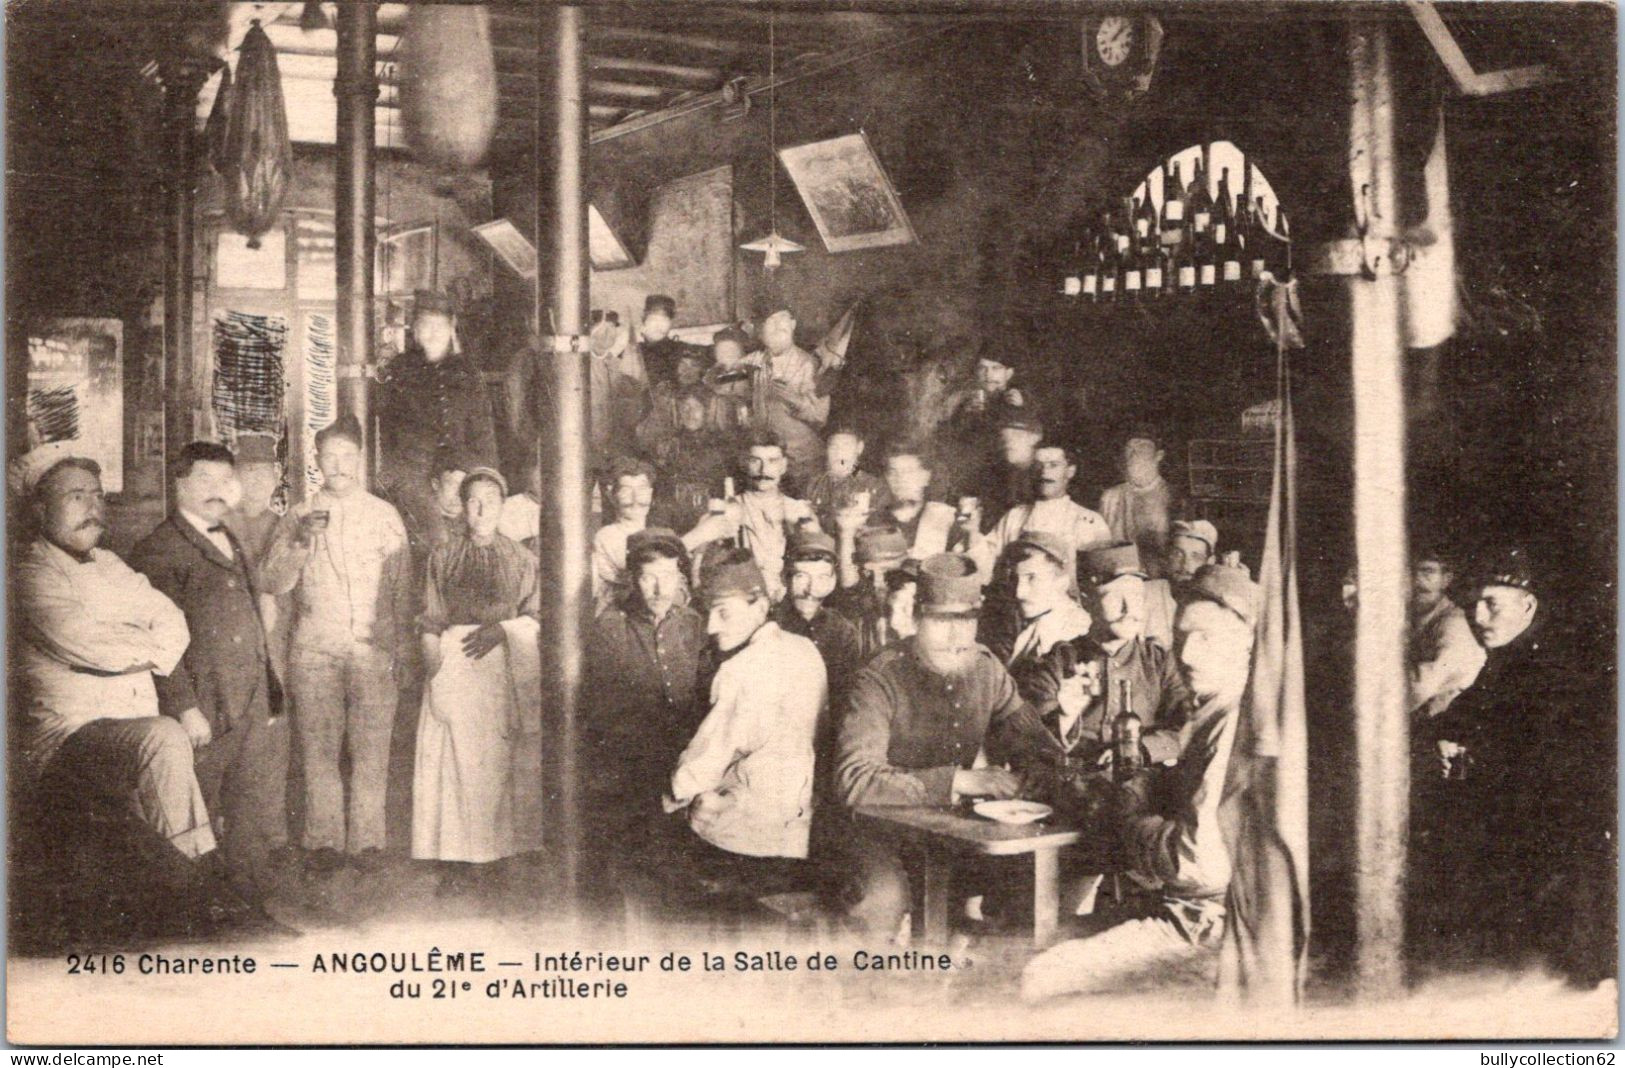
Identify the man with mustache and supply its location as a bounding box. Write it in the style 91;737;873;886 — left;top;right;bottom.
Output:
1406;545;1485;718
833;553;1054;936
1140;518;1219;650
1022;560;1260;1001
13;445;218;881
131;442;291;903
706;431;819;602
969;444;1111;593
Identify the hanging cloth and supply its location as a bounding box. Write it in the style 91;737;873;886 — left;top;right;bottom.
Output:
222;21;291;249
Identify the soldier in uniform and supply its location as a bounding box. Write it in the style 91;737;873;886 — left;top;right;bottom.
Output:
636;294;707;390
376;289;500;565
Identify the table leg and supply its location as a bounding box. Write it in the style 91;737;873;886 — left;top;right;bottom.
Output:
921;855;950;946
1032;847;1060;949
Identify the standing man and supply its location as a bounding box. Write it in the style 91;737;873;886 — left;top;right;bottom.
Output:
260;416;414;874
130;442;290;900
1407;546;1486;718
833;553;1055;935
748;309;830;490
872;442;959;561
1099;429;1179;578
14;446;215;864
636;294;706;389
1022;561;1260;1000
698;432;819;600
376;289;500;554
983;410;1045;528
223;433;289;681
970;444;1112;590
659;557;827;898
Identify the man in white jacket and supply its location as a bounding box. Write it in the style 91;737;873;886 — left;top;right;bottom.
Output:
662;554;828;897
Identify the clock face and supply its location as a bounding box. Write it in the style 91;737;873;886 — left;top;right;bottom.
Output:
1095;16;1135;67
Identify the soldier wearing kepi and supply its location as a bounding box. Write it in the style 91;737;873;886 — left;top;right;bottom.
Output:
1022;559;1260;1001
376;288;500;558
1410;548;1607;980
1018;542;1194;767
636;294;707;389
833;553;1054;936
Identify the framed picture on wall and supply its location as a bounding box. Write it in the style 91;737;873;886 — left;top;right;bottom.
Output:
471;218;537;281
777;130;918;253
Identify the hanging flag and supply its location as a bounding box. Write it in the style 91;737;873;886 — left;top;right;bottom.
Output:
1403;106;1458;349
1219;308;1312;1005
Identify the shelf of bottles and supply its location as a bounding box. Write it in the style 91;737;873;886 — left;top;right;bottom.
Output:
1062;141;1293;305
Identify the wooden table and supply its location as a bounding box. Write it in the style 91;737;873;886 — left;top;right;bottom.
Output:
853;805;1083;949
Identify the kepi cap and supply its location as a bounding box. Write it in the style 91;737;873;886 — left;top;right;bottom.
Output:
917;553;984;616
1170;519;1219;554
855;526;909;566
1185;562;1261;628
1081;541;1148;585
1011;530;1071;570
627;526;687;563
998;409;1044;435
1471;546;1537;595
413;289;457;318
787;529;838;565
643;295;677;320
705;557;768;603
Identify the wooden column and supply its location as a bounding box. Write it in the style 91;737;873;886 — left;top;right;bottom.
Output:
1348;17;1410;999
536;3;591;900
160;60;210;503
335;0;378;484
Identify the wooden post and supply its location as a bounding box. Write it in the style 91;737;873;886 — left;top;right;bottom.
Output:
160;60;210;506
1348;17;1410;999
335;0;378;486
537;3;591;902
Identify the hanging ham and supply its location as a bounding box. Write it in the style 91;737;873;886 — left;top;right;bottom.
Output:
401;4;498;171
222;21;291;249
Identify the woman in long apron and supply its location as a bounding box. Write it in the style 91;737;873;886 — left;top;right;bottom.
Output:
412;467;542;894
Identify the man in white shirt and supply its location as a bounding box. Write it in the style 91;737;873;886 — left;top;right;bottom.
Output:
695;433;819;602
970;445;1111;588
498;457;541;548
746;309;830;489
660;556;827;897
13;447;215;862
1408;547;1486;717
590;457;655;613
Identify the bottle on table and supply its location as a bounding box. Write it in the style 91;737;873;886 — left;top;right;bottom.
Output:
1111;678;1144;782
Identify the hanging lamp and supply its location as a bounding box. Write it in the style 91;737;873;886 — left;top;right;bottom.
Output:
739;14;803;271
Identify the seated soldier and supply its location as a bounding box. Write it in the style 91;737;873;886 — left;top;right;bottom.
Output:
873;440;959;562
827;526;915;661
1000;530;1093;672
657;556;827;901
1142;519;1219;649
773;530;862;710
1020;543;1194;768
833;553;1054;937
1022;561;1260;1001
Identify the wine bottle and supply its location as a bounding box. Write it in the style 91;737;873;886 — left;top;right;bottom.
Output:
1216;167;1242;284
1081;231;1101;302
1099;211;1119;301
1187;150;1213;238
1243;165;1265;279
1143;229;1164;298
1112;678;1144;782
1120;198;1142;301
1175;220;1196;293
1160;159;1185;249
1134;190;1156;246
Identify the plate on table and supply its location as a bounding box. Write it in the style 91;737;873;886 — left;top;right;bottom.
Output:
972;799;1053;825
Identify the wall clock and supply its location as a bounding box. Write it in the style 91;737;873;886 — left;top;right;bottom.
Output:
1081;13;1165;103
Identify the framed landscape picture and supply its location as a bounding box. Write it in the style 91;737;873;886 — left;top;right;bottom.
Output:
777;130;917;253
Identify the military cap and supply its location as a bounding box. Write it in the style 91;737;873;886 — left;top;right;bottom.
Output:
1081;541;1149;585
1011;530;1072;570
627;526;687;563
462;465;508;497
712;325;752;350
787;529;838;565
413;289;457;318
917;553;984;616
1170;519;1219;554
706;557;768;603
1471;546;1537;596
1185;561;1261;628
855;526;910;566
643;295;677;320
999;408;1044;436
234;434;279;465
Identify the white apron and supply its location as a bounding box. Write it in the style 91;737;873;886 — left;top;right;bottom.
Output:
412;619;542;862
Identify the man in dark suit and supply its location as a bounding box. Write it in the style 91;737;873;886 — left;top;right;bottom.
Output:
130;441;290;902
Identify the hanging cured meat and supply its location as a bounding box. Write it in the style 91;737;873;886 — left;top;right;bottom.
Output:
204;64;233;178
222;21;291;249
401;4;498;171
